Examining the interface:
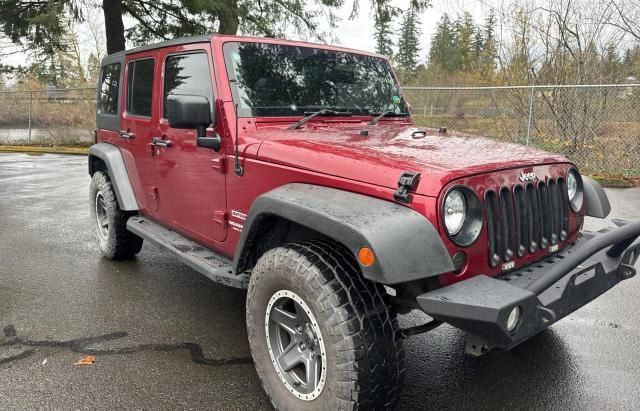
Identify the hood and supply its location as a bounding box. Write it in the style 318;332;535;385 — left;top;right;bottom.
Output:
254;124;569;197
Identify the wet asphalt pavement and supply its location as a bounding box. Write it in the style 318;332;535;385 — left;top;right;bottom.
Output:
1;152;640;410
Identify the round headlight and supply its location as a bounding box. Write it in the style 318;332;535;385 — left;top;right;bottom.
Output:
442;187;483;247
567;171;577;200
444;190;466;235
566;169;583;211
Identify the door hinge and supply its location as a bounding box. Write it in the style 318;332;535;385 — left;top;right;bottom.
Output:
211;157;226;173
213;211;228;227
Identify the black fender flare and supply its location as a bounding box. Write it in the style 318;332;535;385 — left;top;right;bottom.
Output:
88;143;138;211
233;184;454;284
583;176;611;218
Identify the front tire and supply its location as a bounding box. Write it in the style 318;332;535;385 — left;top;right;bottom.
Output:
246;241;404;410
89;171;143;259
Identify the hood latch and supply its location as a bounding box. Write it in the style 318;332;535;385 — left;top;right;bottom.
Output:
394;171;421;203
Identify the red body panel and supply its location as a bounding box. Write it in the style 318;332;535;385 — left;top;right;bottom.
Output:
117;49;160;215
154;43;228;243
97;35;586;286
252;124;567;197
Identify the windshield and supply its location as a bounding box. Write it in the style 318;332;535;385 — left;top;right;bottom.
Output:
223;41;408;118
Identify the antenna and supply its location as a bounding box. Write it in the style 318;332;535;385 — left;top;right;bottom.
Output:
234;103;244;176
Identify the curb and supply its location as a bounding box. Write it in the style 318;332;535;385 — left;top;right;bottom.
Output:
0;145;89;156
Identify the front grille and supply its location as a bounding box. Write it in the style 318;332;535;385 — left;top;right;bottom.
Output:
485;178;569;268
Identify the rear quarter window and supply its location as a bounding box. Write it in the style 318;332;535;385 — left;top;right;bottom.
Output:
97;63;121;115
126;59;155;117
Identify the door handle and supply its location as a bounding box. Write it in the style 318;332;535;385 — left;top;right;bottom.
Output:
151;137;172;148
119;130;135;139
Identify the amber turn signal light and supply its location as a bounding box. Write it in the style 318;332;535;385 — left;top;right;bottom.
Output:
358;247;376;267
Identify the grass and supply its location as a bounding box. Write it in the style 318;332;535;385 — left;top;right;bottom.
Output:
591;175;637;188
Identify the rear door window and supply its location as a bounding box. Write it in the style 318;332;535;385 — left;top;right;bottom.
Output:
126;59;155;117
163;52;214;118
98;63;121;115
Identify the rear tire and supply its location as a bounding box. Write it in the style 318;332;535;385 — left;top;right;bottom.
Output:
89;171;143;260
246;241;404;410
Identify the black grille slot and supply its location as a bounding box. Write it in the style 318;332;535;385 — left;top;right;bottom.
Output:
557;178;569;240
538;182;551;249
525;183;540;253
485;190;501;267
513;185;527;257
548;179;561;244
499;187;515;261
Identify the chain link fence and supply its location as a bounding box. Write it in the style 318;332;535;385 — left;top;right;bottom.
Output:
0;88;96;146
404;84;640;179
1;84;638;178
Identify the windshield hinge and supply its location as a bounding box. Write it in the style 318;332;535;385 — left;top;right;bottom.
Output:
213;211;228;227
211;157;226;173
393;171;421;204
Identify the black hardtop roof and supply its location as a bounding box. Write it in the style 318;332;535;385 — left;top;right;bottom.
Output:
101;34;214;66
99;33;385;67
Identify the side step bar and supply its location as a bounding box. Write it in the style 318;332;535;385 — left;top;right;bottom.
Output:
126;216;249;289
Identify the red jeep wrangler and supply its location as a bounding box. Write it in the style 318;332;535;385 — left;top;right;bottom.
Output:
89;34;640;409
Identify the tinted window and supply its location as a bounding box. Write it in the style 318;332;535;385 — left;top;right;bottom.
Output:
127;59;154;117
98;63;120;115
164;53;214;117
223;42;408;117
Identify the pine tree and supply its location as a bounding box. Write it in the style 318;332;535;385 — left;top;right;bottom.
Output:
396;5;421;73
87;53;101;84
456;12;476;72
28;28;86;87
601;42;621;82
451;16;463;71
374;8;395;58
479;11;498;75
473;30;483;60
428;14;456;71
623;48;632;66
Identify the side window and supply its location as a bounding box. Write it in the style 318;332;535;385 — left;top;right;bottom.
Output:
97;63;120;115
164;53;214;118
126;59;155;117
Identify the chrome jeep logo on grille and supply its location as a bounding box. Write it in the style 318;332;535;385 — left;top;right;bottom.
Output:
519;171;537;182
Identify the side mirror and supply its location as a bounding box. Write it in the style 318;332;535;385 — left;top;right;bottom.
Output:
167;94;221;151
166;94;212;130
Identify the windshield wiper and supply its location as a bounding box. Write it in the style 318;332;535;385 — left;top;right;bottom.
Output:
288;109;353;130
369;110;409;125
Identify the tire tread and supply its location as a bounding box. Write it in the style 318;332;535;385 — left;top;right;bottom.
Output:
89;171;143;260
247;240;404;410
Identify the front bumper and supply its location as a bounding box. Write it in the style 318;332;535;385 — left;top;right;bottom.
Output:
416;220;640;356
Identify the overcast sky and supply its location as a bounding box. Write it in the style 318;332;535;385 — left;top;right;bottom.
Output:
2;0;487;67
331;0;484;63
